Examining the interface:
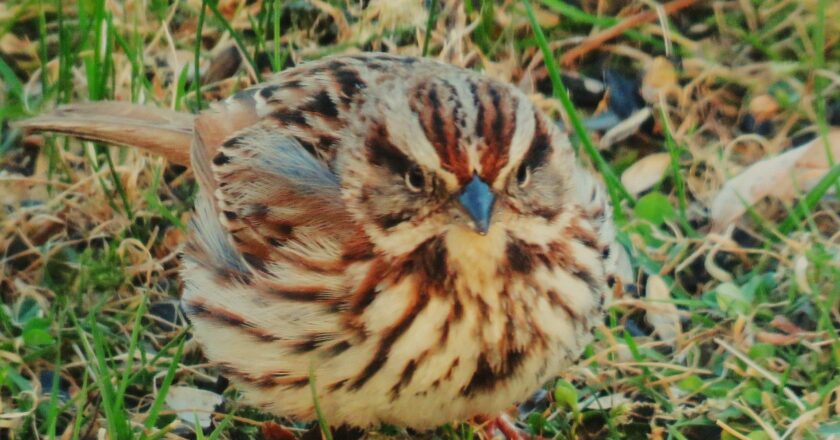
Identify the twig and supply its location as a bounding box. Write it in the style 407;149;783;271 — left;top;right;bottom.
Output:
560;0;703;66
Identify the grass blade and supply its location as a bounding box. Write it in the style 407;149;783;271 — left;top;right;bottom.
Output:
780;162;840;233
422;0;439;57
205;0;262;82
194;0;208;110
521;0;635;217
309;366;333;440
143;332;186;431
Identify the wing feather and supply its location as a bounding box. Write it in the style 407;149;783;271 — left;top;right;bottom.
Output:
208;120;357;276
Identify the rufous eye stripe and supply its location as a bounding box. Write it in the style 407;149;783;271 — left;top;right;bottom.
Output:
472;80;518;183
409;80;470;181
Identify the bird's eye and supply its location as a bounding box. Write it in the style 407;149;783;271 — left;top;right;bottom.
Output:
405;167;425;192
516;164;531;188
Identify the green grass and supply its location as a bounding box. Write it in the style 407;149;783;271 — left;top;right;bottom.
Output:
1;0;839;439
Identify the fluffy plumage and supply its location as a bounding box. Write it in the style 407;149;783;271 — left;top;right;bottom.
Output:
17;53;622;429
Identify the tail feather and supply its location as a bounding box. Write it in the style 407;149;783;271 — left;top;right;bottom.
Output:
13;102;195;166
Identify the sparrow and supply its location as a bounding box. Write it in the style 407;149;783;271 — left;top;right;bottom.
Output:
17;52;622;433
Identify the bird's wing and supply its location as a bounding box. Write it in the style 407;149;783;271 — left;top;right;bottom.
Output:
177;86;371;404
194;115;365;283
183;73;376;305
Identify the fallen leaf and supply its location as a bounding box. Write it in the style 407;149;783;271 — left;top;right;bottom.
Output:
710;128;840;231
621;152;671;195
165;386;224;429
769;316;805;335
614;244;635;285
261;421;297;440
599;107;651;150
749;94;780;123
203;45;242;85
641;56;679;103
644;275;681;342
794;254;812;294
756;331;799;346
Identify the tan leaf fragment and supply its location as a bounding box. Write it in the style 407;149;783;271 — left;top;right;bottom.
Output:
710;129;840;231
599;107;652;150
641;56;679;103
165;386;224;429
794;254;812;294
749;94;780;123
621;152;671;196
645;275;681;342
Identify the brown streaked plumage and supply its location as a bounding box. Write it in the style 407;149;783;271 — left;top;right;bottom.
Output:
15;53;625;432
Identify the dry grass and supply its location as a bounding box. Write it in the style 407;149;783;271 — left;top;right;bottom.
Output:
1;0;839;439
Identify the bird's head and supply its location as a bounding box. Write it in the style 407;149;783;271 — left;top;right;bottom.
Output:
336;72;584;261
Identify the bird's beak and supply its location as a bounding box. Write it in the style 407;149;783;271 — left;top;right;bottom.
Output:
458;174;496;235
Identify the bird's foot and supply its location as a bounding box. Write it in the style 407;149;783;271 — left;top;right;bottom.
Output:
476;413;545;440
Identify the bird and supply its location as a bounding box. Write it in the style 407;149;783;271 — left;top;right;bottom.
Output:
17;52;623;435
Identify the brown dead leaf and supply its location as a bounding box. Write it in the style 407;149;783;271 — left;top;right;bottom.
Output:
749;94;780;123
770;316;805;336
203;45;241;85
756;331;799;346
621;152;671;195
710;128;840;231
261;421;297;440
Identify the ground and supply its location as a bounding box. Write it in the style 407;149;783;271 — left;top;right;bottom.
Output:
1;0;839;439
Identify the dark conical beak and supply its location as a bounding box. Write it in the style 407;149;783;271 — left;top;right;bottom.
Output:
458;174;495;235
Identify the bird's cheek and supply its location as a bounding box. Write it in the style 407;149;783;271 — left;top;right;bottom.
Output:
493;194;524;219
445;205;470;229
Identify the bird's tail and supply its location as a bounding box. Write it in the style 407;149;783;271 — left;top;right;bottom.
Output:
13;101;196;166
